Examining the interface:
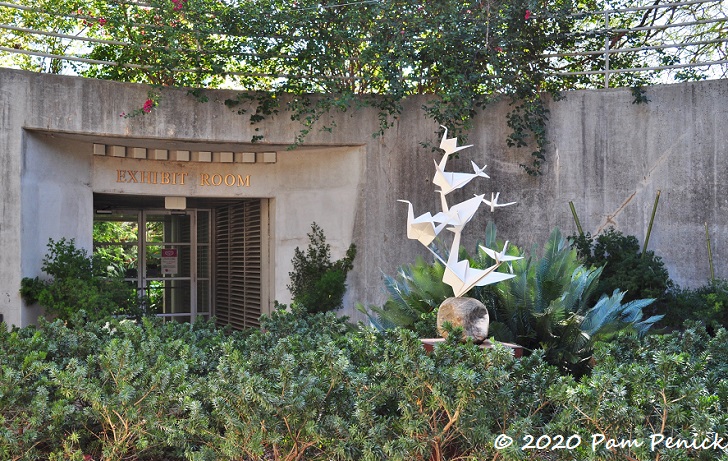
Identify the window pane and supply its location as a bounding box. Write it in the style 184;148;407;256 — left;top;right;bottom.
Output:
197;280;210;313
95;244;139;279
146;214;191;243
197;245;209;276
93;213;139;243
198;210;210;244
145;280;191;315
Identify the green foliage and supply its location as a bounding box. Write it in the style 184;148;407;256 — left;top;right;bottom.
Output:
0;318;92;460
52;319;215;460
359;256;448;338
570;228;673;303
203;306;359;460
3;309;728;460
20;238;142;321
506;95;551;176
0;316;230;461
659;279;728;332
631;86;651;104
547;323;728;461
287;223;356;314
494;228;660;376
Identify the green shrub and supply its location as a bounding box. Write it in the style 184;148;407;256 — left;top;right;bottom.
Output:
659;279;728;331
20;238;142;321
346;329;562;460
494;228;661;376
6;307;728;460
53;318;219;461
203;306;359;460
288;222;357;314
570;228;673;303
0;316;230;461
546;323;728;460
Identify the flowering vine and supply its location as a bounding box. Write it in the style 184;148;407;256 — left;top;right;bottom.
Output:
12;0;585;173
120;92;159;118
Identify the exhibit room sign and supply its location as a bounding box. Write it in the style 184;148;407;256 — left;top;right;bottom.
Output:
115;169;251;187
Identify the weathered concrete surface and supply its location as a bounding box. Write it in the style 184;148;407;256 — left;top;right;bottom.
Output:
1;67;726;327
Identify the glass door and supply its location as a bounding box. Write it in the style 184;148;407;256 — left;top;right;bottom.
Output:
93;209;211;322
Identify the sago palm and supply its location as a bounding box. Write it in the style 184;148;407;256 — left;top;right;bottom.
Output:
490;228;661;375
358;256;450;337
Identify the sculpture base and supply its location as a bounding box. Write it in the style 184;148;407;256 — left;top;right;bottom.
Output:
420;338;523;358
437;296;489;343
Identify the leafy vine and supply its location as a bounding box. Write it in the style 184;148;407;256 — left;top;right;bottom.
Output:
2;0;588;174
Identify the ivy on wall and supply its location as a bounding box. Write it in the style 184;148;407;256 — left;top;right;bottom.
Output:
4;0;694;174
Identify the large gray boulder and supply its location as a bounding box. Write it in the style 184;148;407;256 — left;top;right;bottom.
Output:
436;297;490;344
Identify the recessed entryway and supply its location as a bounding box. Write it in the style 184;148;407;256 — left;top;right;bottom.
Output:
93;194;269;329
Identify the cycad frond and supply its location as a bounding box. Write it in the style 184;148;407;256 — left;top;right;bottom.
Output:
370;256;451;334
580;290;657;339
492;226;660;376
558;265;603;314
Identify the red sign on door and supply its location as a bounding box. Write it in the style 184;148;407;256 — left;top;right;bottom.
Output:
161;248;178;275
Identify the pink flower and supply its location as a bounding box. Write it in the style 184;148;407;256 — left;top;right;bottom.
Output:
83;455;93;461
524;9;532;20
98;18;106;26
495;46;503;52
142;99;154;113
119;112;126;117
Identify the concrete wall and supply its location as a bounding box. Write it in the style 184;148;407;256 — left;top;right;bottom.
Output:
1;67;727;327
21;134;95;324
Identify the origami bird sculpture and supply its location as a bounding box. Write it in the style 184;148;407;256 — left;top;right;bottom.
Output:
439;126;472;156
433;160;489;196
398;200;449;246
479;241;523;273
481;192;516;212
441;225;516;297
436;193;486;227
398;124;520;299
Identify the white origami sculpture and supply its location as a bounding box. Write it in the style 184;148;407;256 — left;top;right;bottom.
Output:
398;200;448;246
481;192;517;213
433;160;489;195
433;127;488;195
399;126;521;298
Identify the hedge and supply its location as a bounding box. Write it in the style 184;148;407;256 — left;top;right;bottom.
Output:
1;309;727;461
